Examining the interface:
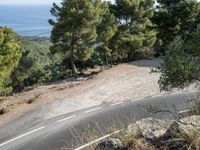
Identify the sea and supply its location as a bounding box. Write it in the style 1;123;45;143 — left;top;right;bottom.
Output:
0;5;52;37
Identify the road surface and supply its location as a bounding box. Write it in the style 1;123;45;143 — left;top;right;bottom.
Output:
0;92;196;150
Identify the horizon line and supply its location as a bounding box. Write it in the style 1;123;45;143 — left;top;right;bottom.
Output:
0;3;58;5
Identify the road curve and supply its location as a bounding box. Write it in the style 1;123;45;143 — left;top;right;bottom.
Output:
0;92;196;150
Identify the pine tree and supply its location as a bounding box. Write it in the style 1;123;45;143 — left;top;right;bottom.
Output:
96;1;117;66
49;0;106;76
110;0;157;61
154;0;200;53
0;27;21;95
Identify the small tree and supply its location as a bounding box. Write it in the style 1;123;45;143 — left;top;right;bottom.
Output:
49;0;107;77
156;25;200;91
0;27;21;95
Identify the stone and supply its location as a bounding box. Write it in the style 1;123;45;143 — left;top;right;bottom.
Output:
0;107;8;115
95;138;124;150
127;118;173;141
167;115;200;138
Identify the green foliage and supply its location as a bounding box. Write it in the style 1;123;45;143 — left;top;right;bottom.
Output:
96;1;117;66
157;26;200;91
154;0;200;54
0;27;21;95
110;0;157;61
49;0;156;74
187;25;200;56
49;0;108;76
11;36;63;92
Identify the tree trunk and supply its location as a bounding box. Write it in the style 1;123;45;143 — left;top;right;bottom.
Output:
105;54;109;66
70;52;78;78
127;53;131;62
70;33;78;78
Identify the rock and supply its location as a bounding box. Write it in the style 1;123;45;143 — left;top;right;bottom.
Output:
95;138;124;150
0;107;8;115
127;118;173;141
160;115;200;150
180;115;200;130
168;115;200;137
126;116;200;141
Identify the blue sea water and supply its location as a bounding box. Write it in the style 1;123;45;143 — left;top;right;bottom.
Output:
0;5;52;37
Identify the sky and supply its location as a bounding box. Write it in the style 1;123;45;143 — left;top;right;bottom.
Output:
0;0;61;5
0;0;114;5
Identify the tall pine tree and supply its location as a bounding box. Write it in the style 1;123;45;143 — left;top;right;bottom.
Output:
110;0;157;61
49;0;109;76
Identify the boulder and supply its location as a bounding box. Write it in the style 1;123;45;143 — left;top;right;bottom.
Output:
127;118;173;141
179;115;200;131
95;138;124;150
0;107;8;115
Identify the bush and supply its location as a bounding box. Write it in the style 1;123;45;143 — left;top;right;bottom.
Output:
156;32;200;91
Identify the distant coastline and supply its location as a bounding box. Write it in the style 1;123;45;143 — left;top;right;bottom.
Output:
0;5;52;37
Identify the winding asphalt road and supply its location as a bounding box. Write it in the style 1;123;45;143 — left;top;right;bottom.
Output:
0;91;196;150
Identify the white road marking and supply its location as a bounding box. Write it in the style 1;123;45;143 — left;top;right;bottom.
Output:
170;92;182;95
178;109;192;114
111;102;124;106
131;98;143;102
74;130;121;150
85;107;101;113
57;115;77;123
0;126;46;147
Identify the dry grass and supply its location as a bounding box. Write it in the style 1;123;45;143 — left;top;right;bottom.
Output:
176;95;200;150
120;132;155;150
110;123;155;150
189;94;200;116
179;127;200;150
